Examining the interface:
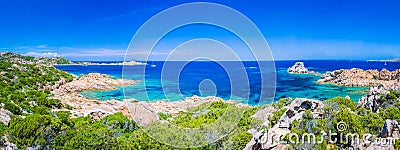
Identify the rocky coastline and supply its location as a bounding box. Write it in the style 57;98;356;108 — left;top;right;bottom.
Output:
50;62;400;149
49;73;139;120
49;73;245;126
52;73;137;92
3;52;399;149
317;68;400;87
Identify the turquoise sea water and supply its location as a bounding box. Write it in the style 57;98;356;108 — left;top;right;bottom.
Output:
55;60;399;106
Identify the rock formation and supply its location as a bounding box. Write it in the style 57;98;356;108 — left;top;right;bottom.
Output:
358;84;399;112
381;119;399;139
50;73;139;121
252;105;276;127
53;73;137;92
287;62;318;75
0;108;12;125
287;62;309;74
318;68;400;87
244;98;324;150
276;98;324;128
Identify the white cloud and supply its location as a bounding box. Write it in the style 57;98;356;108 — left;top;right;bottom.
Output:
25;52;60;58
62;48;126;57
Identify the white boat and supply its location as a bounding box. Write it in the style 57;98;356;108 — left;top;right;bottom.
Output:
151;64;156;67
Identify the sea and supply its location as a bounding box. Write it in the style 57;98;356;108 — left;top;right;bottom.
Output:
55;60;400;106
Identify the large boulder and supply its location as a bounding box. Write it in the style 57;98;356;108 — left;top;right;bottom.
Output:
358;84;400;112
358;84;386;112
391;69;400;80
0;109;12;125
252;105;276;127
381;119;399;139
125;101;159;127
276;98;324;129
379;69;392;81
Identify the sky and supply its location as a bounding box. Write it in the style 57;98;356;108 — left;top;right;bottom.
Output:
0;0;399;61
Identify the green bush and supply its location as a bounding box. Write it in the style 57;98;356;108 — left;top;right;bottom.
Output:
269;108;287;127
158;112;172;120
325;96;356;111
4;102;21;115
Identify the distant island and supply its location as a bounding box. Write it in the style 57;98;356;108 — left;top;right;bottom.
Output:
67;60;147;66
368;58;400;62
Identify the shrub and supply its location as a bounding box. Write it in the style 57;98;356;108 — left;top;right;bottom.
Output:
325;96;356;111
4;102;21;115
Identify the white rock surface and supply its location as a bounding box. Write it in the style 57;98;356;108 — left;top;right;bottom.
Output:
287;62;309;74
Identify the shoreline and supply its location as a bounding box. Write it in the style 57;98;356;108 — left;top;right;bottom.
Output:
49;73;249;125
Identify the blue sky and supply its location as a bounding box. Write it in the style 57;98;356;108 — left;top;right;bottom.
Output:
0;0;399;61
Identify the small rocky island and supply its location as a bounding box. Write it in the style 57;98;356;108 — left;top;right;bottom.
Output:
287;62;318;75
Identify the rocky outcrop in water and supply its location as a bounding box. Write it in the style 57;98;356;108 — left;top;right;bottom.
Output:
50;73;139;121
318;68;400;87
288;62;308;74
287;62;318;75
53;73;137;92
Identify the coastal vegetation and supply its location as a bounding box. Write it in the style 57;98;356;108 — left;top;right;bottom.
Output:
5;102;260;149
0;62;74;115
0;52;72;65
0;53;262;149
281;95;400;149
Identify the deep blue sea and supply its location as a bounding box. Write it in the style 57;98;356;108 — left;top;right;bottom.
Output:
55;60;400;106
